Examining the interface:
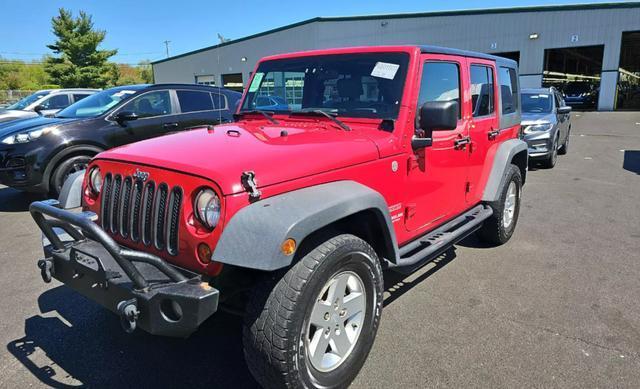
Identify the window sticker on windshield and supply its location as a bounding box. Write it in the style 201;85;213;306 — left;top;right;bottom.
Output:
371;62;400;80
249;72;265;92
113;90;137;98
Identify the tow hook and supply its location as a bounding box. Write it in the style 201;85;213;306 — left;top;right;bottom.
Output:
37;258;54;283
117;299;139;334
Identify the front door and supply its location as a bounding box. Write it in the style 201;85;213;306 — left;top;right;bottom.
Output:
109;89;178;146
404;55;470;233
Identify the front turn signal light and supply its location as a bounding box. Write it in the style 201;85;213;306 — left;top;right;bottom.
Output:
281;238;296;256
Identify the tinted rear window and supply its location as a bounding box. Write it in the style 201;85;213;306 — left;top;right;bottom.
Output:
177;90;213;113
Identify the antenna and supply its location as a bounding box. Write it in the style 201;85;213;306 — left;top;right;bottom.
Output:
163;40;171;58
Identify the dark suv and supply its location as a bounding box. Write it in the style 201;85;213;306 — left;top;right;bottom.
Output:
0;84;241;195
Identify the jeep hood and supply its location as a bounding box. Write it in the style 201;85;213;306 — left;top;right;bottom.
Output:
97;123;380;195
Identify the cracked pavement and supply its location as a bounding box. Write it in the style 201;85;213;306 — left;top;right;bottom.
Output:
0;112;639;388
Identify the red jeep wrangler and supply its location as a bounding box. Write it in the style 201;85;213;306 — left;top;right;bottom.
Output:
30;46;526;388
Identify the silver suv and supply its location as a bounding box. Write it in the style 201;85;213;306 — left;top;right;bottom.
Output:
0;89;99;123
520;87;572;168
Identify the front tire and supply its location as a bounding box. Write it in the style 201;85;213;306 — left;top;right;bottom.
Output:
540;135;558;169
243;234;384;389
477;164;522;246
558;127;570;155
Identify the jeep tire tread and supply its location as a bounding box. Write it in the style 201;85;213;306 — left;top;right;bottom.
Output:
243;234;384;389
477;164;522;245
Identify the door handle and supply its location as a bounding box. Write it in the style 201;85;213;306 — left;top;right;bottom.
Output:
488;129;500;139
163;122;179;129
454;136;471;149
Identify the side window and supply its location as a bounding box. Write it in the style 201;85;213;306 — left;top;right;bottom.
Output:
499;67;519;114
177;90;214;113
417;62;461;119
73;94;91;103
553;92;564;108
470;65;495;117
41;94;70;109
120;90;172;118
210;93;228;110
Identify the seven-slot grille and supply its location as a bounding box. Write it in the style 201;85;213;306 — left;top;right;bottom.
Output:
101;173;182;255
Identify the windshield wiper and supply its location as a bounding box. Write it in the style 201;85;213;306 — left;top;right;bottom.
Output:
292;108;351;131
235;110;279;125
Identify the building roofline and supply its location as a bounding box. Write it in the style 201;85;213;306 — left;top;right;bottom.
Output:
151;2;640;65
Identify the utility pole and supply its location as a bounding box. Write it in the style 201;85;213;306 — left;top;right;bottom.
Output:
163;40;171;58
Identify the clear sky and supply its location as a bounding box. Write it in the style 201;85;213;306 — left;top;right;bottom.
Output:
0;0;634;65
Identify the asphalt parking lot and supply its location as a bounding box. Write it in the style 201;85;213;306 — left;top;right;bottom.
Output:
0;111;639;388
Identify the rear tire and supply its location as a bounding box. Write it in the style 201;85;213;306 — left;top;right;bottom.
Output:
49;154;92;198
477;164;522;246
243;234;384;389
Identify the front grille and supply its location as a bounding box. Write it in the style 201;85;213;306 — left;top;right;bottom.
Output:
101;174;182;255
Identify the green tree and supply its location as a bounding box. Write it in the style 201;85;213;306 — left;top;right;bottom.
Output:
44;8;118;88
138;60;154;84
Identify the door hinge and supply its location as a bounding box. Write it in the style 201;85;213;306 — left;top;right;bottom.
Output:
465;182;471;193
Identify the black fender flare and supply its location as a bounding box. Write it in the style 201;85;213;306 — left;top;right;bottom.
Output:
482;139;528;202
212;181;399;271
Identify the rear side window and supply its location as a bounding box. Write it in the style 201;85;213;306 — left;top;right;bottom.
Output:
499;67;519;114
41;94;70;109
177;90;213;113
470;65;495;117
210;93;228;110
417;62;461;118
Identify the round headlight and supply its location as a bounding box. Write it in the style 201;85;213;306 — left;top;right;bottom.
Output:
195;188;221;229
89;168;103;194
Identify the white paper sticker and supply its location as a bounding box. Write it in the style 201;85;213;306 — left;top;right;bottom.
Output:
371;62;400;80
248;72;265;92
113;90;137;98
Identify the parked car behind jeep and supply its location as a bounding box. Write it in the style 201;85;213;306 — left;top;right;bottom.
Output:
0;84;241;195
521;87;572;168
0;89;98;123
29;46;526;388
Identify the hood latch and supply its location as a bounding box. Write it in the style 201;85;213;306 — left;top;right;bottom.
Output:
241;171;261;201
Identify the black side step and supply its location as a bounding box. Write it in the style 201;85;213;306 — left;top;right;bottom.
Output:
388;204;493;274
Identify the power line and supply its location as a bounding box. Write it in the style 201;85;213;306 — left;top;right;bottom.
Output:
0;60;153;67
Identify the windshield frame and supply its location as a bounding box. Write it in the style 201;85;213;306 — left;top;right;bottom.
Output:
240;51;412;121
521;92;553;114
55;86;145;119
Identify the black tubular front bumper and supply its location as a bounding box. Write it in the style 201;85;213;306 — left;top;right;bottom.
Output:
30;200;219;338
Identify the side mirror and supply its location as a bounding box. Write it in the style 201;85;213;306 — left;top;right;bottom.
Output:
412;101;459;150
557;106;572;114
33;105;45;115
114;111;138;124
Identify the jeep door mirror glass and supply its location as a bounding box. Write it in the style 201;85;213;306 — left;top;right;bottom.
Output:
115;111;139;123
557;106;572;114
419;101;458;132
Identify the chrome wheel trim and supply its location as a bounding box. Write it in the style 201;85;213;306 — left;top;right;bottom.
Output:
503;181;517;228
304;268;367;373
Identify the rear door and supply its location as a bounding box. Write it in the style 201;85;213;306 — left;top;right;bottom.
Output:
404;55;471;232
466;59;499;203
175;89;228;130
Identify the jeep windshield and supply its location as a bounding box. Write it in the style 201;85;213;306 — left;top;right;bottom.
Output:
241;52;410;119
55;86;144;118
